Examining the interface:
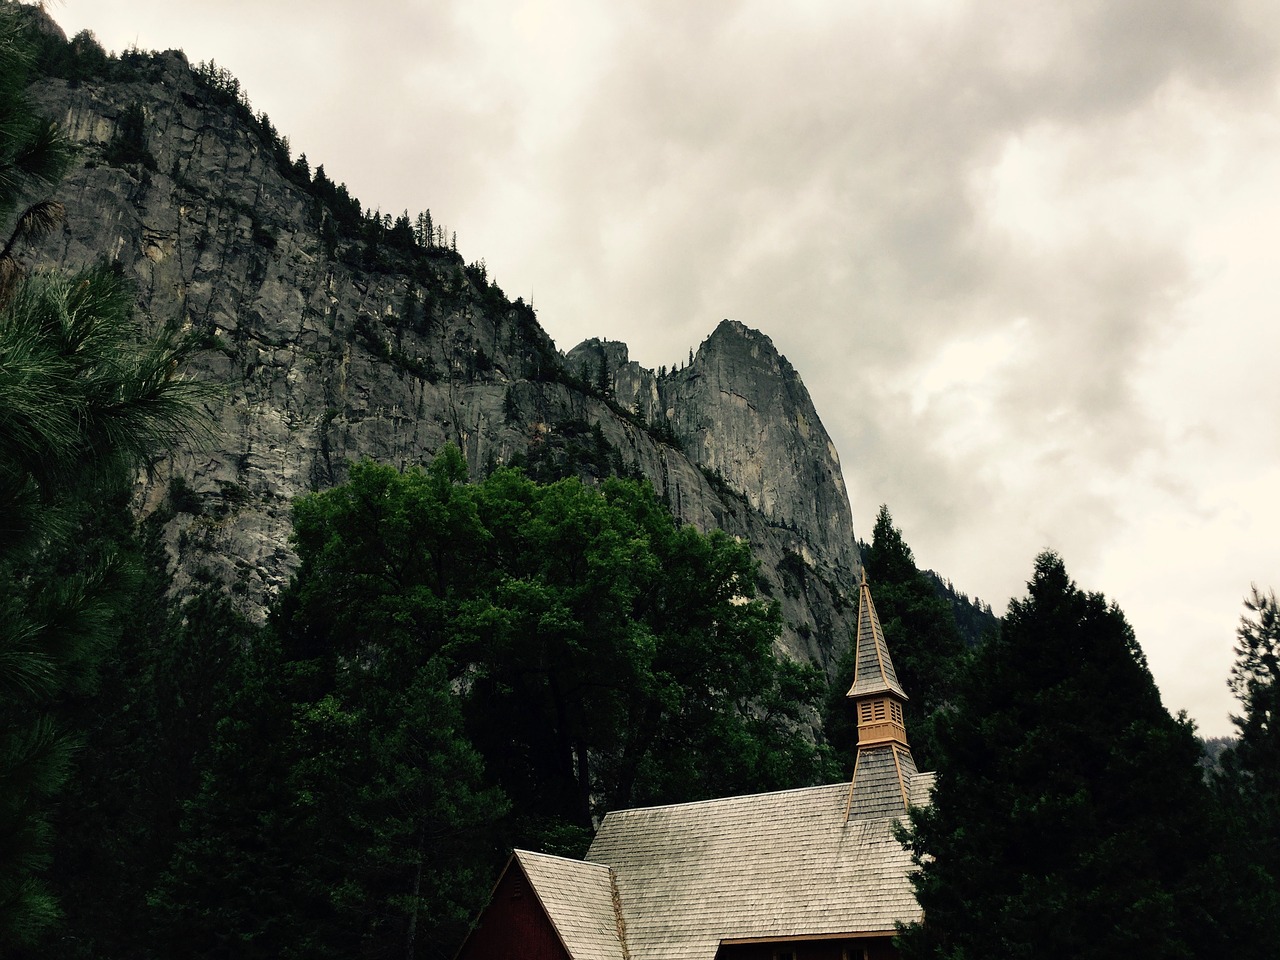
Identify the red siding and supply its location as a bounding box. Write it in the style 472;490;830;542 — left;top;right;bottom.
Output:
455;861;571;960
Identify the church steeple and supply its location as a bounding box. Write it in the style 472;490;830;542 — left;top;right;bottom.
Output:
844;576;917;820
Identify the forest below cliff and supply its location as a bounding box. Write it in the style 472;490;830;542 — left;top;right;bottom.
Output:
4;6;1280;960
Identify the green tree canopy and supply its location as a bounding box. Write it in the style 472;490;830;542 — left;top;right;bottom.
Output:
279;451;833;831
897;552;1222;960
149;450;833;958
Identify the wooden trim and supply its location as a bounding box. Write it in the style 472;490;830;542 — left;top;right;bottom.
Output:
844;748;862;821
609;868;631;960
889;744;909;812
719;930;896;945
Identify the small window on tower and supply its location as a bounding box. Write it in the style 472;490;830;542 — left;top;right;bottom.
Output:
859;701;873;723
891;701;903;725
872;699;887;721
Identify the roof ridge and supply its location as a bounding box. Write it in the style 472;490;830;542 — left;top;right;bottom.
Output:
514;848;613;870
609;868;632;960
597;780;849;817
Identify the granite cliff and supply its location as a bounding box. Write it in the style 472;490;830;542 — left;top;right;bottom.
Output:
24;31;863;673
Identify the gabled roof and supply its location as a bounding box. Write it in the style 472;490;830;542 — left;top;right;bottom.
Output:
584;779;927;960
846;578;908;699
512;850;628;960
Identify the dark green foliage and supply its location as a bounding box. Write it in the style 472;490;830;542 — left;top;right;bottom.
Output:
514;418;627;483
826;507;967;771
2;5;74;296
897;552;1224;960
1210;587;1280;957
920;568;999;647
29;527;257;960
134;449;828;957
102;101;157;170
25;12;160;88
1223;587;1280;832
286;450;832;816
1;19;208;944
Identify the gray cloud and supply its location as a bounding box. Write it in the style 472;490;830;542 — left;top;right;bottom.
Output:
54;0;1280;734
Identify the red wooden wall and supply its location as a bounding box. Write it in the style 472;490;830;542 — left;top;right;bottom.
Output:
454;860;571;960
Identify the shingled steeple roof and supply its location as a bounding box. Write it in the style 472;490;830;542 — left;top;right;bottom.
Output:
844;576;916;819
845;576;908;700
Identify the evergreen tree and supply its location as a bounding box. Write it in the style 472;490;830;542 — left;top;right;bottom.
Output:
825;506;967;771
0;10;209;944
32;551;258;960
389;209;414;250
0;264;210;948
414;209;432;248
897;552;1221;960
1223;586;1280;842
291;151;310;184
1212;586;1280;957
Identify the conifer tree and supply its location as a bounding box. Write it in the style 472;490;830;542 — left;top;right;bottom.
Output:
1212;586;1280;957
897;553;1220;959
825;506;966;771
0;8;209;945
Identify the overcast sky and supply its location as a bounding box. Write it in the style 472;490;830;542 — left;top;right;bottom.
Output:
46;0;1280;737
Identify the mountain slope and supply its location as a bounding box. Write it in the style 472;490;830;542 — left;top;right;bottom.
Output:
24;23;861;672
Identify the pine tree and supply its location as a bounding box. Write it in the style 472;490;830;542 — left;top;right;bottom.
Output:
0;10;209;945
897;552;1221;959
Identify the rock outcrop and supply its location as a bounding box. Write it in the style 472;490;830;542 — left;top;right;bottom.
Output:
25;43;863;674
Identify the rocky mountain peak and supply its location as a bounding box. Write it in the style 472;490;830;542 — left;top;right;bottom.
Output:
26;37;865;675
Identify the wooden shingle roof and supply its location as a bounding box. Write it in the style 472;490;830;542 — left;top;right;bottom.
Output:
845;578;908;700
513;850;628;960
584;778;928;960
845;743;919;820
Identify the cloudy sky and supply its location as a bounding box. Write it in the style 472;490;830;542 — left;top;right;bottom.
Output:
48;0;1280;736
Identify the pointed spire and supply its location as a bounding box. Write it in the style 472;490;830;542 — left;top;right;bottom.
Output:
845;576;908;700
845;576;915;819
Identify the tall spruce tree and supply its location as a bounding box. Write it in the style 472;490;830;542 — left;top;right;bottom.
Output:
1212;586;1280;958
897;552;1221;959
825;506;967;771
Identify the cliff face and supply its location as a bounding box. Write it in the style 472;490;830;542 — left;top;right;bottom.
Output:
26;47;862;673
